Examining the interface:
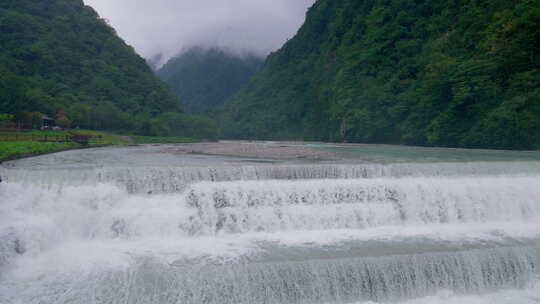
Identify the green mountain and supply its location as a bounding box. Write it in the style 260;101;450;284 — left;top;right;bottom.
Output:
0;0;183;133
222;0;540;149
157;47;263;114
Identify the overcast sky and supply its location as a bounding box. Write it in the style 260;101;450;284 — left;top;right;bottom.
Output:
83;0;315;66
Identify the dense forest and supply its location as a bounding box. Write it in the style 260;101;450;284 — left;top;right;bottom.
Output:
157;47;263;114
0;0;217;139
222;0;540;149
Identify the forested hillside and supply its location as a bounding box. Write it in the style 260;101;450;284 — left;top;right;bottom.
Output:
157;47;263;114
222;0;540;149
0;0;218;138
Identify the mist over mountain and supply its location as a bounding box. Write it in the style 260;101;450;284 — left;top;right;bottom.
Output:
221;0;540;150
84;0;315;67
157;47;263;114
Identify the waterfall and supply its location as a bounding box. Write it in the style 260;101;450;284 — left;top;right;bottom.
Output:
1;157;540;303
3;246;540;304
2;161;540;194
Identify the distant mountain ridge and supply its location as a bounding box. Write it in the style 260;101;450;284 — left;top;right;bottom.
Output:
157;47;263;114
221;0;540;150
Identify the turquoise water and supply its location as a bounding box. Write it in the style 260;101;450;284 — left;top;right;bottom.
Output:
307;143;540;163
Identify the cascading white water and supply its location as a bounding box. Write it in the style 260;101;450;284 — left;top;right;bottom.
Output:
185;177;540;235
4;246;540;304
3;161;540;193
1;151;540;304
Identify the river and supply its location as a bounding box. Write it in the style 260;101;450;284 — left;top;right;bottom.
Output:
1;142;540;303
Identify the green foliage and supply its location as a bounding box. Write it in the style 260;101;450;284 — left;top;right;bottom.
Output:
157;47;263;114
221;0;540;150
0;140;76;162
0;113;13;122
74;129;131;145
0;128;137;161
149;112;219;140
0;0;183;134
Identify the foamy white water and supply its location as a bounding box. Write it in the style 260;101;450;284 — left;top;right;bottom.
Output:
3;161;540;194
1;145;540;303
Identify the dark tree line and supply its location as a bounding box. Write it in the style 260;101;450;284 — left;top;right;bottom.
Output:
0;0;217;139
221;0;540;150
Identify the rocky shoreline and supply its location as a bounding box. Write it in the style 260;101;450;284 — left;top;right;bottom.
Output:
156;141;345;161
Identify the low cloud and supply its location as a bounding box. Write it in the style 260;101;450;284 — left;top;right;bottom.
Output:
83;0;315;66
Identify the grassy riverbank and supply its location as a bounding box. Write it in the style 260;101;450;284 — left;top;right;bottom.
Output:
0;141;78;162
0;130;130;162
0;130;204;162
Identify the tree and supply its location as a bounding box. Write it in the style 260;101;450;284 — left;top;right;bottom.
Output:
55;110;72;128
68;102;92;129
25;112;43;129
220;0;540;149
0;0;186;134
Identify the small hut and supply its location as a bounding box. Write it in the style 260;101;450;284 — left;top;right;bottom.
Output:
41;114;55;128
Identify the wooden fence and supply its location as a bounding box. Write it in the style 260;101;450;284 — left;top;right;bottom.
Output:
0;133;102;145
